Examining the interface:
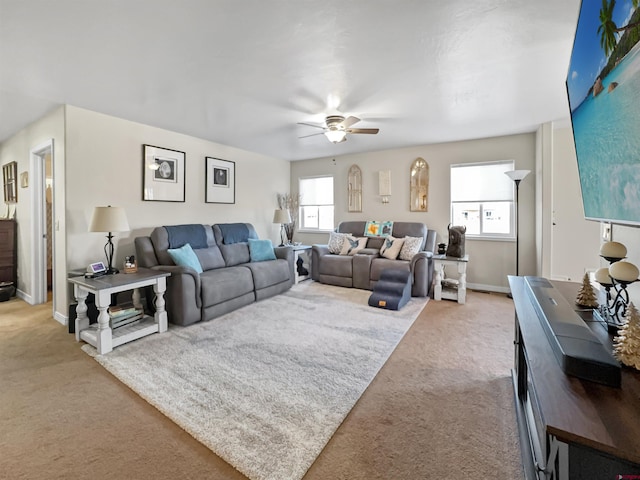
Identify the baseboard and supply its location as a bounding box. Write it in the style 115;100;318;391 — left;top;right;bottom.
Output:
467;282;510;294
15;289;32;304
53;311;68;326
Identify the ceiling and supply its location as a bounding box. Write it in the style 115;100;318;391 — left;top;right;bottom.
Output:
0;0;580;162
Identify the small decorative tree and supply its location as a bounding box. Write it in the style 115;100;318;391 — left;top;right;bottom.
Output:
613;302;640;370
277;193;300;244
575;272;598;308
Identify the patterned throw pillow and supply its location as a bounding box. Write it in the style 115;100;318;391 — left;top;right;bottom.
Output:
339;236;368;256
328;232;348;254
380;236;405;260
365;220;381;236
398;236;423;261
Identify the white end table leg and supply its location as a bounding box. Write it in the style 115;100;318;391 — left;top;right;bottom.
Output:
153;277;168;333
434;262;443;301
132;287;142;310
458;262;467;305
74;285;89;342
95;291;113;354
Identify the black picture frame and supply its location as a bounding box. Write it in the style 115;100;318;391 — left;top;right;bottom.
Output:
142;145;186;202
205;157;235;204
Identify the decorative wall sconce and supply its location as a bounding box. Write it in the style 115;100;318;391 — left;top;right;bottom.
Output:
379;170;391;204
595;241;639;332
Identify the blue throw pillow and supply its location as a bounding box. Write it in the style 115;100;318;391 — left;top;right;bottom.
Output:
167;243;203;273
248;239;276;262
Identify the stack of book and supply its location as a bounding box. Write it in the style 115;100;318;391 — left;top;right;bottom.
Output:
108;304;144;329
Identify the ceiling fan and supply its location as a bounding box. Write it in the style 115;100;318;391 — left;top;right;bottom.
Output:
298;115;379;143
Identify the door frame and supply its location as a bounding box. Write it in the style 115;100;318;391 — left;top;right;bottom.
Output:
29;139;54;306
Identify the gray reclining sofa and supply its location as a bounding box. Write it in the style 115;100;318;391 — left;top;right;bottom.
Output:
311;221;436;297
135;223;294;326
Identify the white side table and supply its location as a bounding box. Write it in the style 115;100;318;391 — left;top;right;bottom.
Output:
69;268;171;354
291;245;312;284
433;254;469;304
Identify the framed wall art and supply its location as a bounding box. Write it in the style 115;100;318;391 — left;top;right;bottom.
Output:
142;144;185;202
205;157;235;204
3;161;17;203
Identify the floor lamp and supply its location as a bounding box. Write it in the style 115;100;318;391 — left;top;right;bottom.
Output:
505;170;530;296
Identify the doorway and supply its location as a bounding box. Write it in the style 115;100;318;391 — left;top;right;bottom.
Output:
30;139;54;308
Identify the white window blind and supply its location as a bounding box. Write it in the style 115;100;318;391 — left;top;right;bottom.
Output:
299;177;334;206
450;160;516;238
450;161;515;202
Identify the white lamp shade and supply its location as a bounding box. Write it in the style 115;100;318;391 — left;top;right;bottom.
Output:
600;241;627;259
505;170;531;182
273;209;291;224
609;261;639;283
324;130;346;143
89;206;130;232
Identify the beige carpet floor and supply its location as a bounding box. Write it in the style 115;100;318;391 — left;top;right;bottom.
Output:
0;286;522;479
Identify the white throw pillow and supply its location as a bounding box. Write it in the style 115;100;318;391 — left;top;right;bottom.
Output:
328;232;348;254
399;236;423;260
380;236;405;260
339;235;368;256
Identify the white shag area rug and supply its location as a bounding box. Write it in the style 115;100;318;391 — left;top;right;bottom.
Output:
82;281;428;480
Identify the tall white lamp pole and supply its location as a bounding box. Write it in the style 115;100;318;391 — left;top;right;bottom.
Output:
505;170;530;279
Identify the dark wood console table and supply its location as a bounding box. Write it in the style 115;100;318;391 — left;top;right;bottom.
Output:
509;276;640;480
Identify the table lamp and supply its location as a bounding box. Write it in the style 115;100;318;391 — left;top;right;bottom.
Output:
273;209;292;246
89;205;130;274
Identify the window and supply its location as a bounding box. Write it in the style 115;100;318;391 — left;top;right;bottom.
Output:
299;176;334;231
450;160;515;238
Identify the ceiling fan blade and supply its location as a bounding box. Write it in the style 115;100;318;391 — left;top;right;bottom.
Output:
346;128;379;134
298;132;325;139
341;116;360;128
297;122;325;130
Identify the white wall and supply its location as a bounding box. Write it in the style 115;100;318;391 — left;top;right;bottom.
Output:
290;133;537;292
64;104;290;269
0;106;66;316
550;125;600;281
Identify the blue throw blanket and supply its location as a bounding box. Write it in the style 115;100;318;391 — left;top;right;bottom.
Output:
218;223;257;244
164;224;208;249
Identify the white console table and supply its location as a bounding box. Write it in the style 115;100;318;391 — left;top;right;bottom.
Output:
433;254;469;304
69;268;171;354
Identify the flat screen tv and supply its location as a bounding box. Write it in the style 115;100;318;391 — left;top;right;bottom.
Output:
566;0;640;226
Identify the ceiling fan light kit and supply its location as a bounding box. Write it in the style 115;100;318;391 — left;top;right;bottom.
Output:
299;115;380;144
324;129;347;143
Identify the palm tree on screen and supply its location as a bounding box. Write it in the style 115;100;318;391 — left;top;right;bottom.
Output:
598;0;618;56
598;0;640;57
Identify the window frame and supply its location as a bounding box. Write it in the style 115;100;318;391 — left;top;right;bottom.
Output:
450;160;516;241
297;175;335;233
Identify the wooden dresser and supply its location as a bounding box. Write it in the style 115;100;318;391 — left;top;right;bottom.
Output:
0;218;17;286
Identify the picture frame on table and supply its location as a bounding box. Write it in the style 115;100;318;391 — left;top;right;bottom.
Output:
142;144;185;202
205;157;235;204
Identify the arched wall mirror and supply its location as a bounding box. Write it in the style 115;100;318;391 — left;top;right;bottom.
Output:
410;157;429;212
348;164;362;212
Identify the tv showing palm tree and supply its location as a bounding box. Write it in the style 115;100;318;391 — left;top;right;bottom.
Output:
566;0;640;225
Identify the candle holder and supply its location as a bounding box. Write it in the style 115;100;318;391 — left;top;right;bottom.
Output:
595;247;638;333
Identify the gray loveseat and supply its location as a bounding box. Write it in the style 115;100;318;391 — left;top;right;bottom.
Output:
311;221;436;297
135;223;294;326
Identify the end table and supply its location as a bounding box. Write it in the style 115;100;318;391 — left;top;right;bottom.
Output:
433;254;469;304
